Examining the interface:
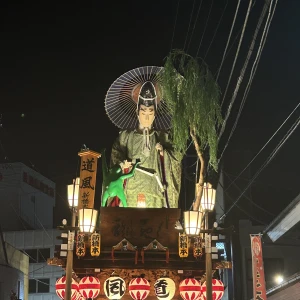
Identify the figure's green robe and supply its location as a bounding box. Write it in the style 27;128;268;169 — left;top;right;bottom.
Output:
110;130;182;208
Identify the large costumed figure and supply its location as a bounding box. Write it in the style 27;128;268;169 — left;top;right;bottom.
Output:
103;66;183;208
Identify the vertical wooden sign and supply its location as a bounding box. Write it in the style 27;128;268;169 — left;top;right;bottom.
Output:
78;149;101;210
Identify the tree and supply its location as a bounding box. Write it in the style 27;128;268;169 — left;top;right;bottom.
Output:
161;50;223;211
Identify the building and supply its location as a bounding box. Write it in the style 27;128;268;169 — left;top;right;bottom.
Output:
0;229;29;300
238;193;300;299
0;162;55;231
4;229;64;300
0;162;64;299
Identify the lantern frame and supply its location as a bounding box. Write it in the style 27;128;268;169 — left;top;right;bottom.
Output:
68;177;80;208
200;182;216;212
78;208;98;233
183;211;202;236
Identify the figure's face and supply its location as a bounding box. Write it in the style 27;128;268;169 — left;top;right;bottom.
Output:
138;104;155;128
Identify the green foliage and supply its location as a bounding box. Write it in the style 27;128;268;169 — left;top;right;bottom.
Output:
161;50;223;171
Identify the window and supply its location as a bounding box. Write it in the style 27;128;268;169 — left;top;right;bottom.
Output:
29;278;50;293
23;172;28;183
29;279;36;293
38;248;50;263
24;249;38;263
24;248;50;263
38;279;50;293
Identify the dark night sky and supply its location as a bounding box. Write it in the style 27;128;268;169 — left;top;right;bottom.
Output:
0;1;299;226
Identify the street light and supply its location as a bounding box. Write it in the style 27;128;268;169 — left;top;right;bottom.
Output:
183;210;202;236
78;208;98;233
68;178;80;207
201;182;216;300
65;178;80;300
274;274;284;285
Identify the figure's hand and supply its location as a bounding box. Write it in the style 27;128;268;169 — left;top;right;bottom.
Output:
121;160;133;170
155;143;164;156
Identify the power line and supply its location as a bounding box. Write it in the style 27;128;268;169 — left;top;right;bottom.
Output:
219;116;300;223
202;0;228;63
183;0;196;52
186;0;203;54
215;0;241;81
223;171;275;217
224;101;300;193
219;0;253;108
196;0;214;57
217;0;270;151
170;0;181;51
218;0;277;163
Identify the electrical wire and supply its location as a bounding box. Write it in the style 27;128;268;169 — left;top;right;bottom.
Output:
223;171;276;217
196;0;214;57
222;185;268;225
224;101;300;193
217;0;269;145
202;0;228;63
218;0;276;162
183;0;196;52
219;0;253;107
216;0;241;81
170;0;181;51
239;0;278;105
219;116;300;223
186;0;203;54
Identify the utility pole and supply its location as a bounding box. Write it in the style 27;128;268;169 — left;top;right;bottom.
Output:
205;213;213;300
64;210;76;300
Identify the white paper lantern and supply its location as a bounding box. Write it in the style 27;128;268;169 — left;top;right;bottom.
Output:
55;276;79;300
129;278;150;300
104;276;126;299
179;278;202;300
154;278;176;300
78;276;101;299
201;279;224;300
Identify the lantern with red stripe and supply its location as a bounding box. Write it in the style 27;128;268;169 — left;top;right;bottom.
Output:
74;292;85;300
55;276;79;300
179;278;202;300
78;276;101;299
129;278;150;300
201;279;224;300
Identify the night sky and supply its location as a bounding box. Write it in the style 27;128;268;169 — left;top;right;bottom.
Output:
0;1;299;227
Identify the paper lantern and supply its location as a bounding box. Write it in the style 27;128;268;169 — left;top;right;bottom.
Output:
104;276;126;299
129;278;150;300
79;276;101;299
201;279;224;300
55;276;79;300
179;278;202;300
74;292;85;300
154;278;176;300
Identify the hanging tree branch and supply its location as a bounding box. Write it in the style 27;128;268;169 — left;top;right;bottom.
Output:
161;50;222;210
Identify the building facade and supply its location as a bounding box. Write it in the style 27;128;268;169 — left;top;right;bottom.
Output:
4;229;64;300
0;236;29;300
238;218;300;299
0;162;55;231
0;162;64;299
